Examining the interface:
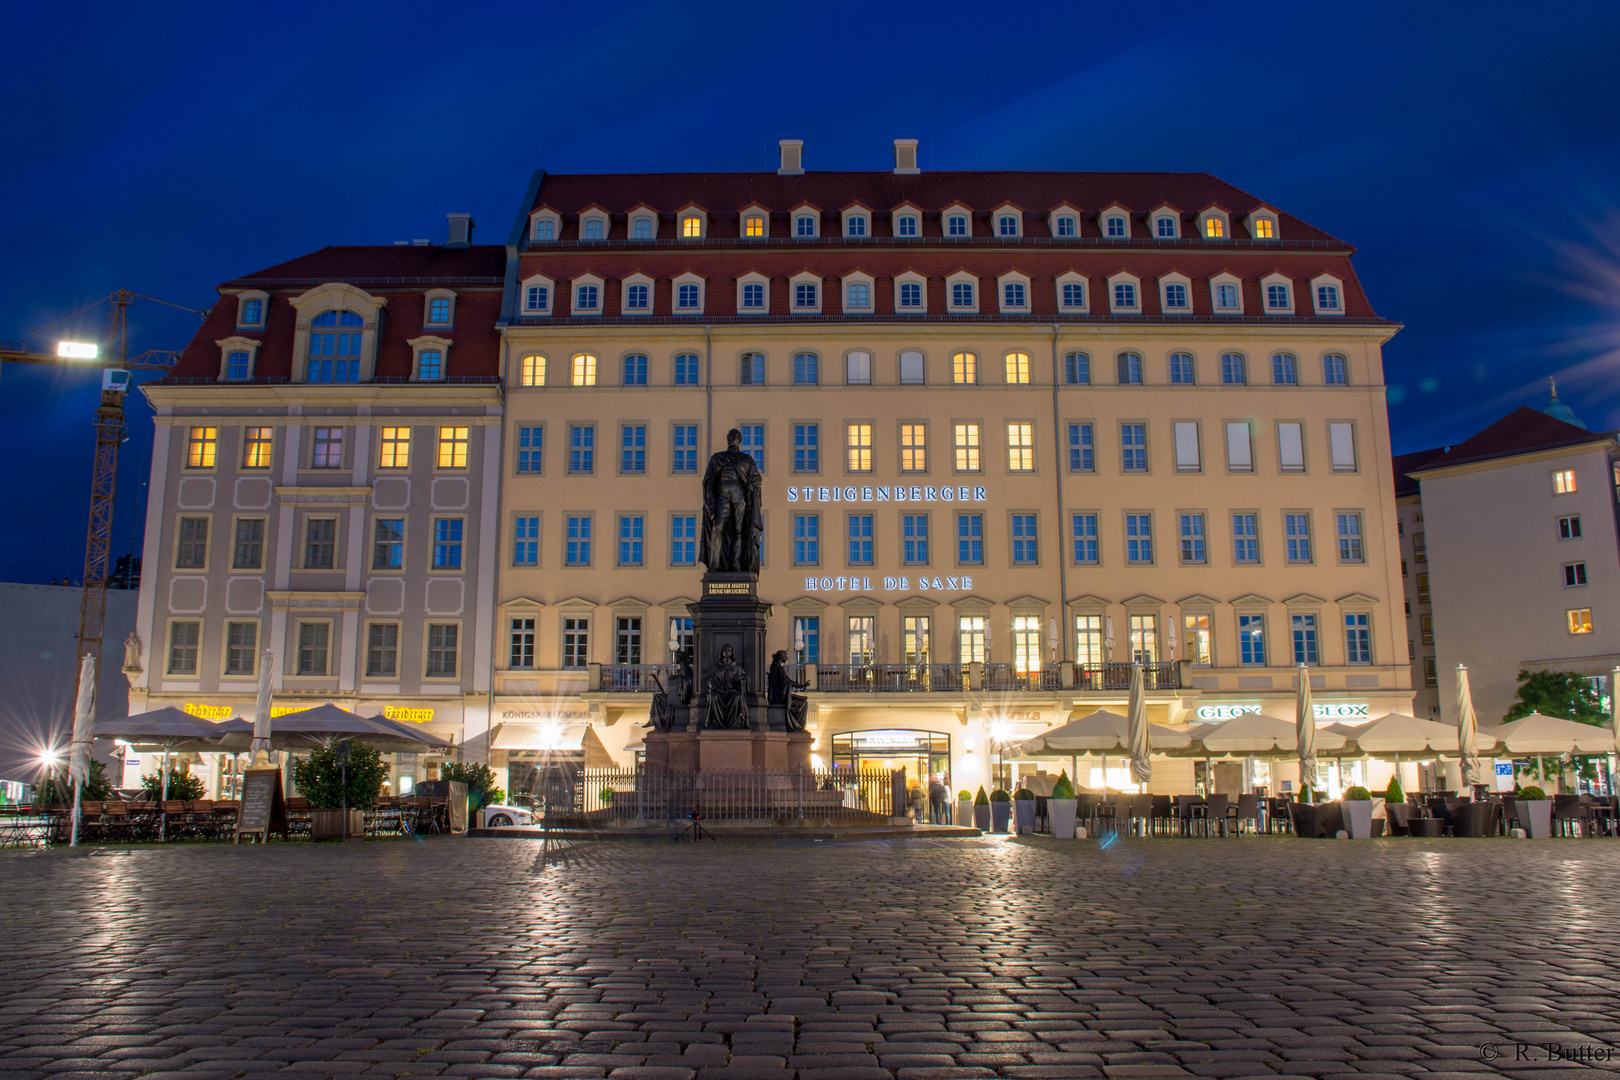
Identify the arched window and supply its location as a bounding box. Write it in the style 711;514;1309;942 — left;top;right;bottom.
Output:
308;311;363;383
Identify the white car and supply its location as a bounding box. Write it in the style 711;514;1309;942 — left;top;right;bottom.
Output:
479;803;535;828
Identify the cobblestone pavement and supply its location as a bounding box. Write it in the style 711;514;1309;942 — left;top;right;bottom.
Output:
3;835;1620;1080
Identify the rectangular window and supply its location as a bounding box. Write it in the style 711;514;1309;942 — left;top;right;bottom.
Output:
375;426;409;469
626;284;650;310
1285;513;1312;563
1232;513;1258;564
847;283;870;308
616;618;642;665
1173;422;1200;471
1221;353;1247;385
671;425;698;474
1239;614;1266;666
846;423;873;472
1128;614;1158;664
1065;352;1090;384
847;617;875;666
1345;613;1371;665
1424;655;1438;687
903;514;929;564
670;618;694;659
1323;354;1348;384
903;616;931;665
899;350;925;383
675;353;700;384
1068;423;1094;472
571;353;597;386
1565;562;1588;587
1072;513;1098;564
1012;615;1041;675
953;423;981;472
437;426;469;469
671;515;697;565
953;352;977;385
795;283;818;309
432;519;462;569
899;282;923;308
297;622;329;676
740;352;765;385
223;621;257;676
509;617;535;669
1417;572;1431;605
232;518;264;570
241;298;264;325
520;354;545;385
512;515;539;566
1183;614;1212;666
1272;354;1298;385
563;617;589;668
1004;351;1030;383
847;515;873;565
1116;353;1142;384
958;616;986;664
1292;613;1319;665
793;617;820;664
619;424;646;474
426;624;458;677
794;352;819;385
516;425;542;474
1120;423;1147;472
793;514;819;565
622;354;648;385
1125;513;1153;564
366;623;398;677
1569;608;1594;634
1278;422;1305;471
242;427;273;469
1164;282;1188;308
1226;422;1253;471
846;350;871;384
618;515;644;566
1554;469;1577;494
186;426;217;469
1006;423;1034;472
304;517;336;569
1179;513;1205;564
1328;422;1357;471
1559;515;1582;539
957;514;983;564
373;518;404;569
1169;353;1195;384
417;349;443;380
566;516;591;566
951;281;974;308
1075;615;1103;667
569;425;594;474
675;284;699;309
738;424;764;471
794;424;819;473
1011;513;1038;564
1337;513;1364;563
312;427;343;468
1062;281;1085;307
900;424;927;472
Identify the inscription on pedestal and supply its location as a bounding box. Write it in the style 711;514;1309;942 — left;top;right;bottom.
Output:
706;580;753;595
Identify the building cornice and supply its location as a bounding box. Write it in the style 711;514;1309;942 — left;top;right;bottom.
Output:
143;383;504;410
1409;439;1617;481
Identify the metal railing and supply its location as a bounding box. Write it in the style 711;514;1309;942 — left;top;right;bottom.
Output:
599;663;675;692
595;660;1180;693
815;663;968;692
985;664;1062;691
541;767;901;824
1075;662;1181;690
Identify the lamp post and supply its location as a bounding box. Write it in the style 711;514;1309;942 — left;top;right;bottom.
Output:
334;740;351;841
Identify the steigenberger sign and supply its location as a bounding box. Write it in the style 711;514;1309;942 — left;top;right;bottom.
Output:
786;484;988;504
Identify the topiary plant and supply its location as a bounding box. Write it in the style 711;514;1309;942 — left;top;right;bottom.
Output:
1343;785;1372;802
974;786;989;805
1384;776;1404;804
958;790;971;801
1051;771;1075;799
1519;785;1548;800
142;769;205;801
291;740;387;811
441;761;504;806
990;788;1011;802
1014;787;1034;800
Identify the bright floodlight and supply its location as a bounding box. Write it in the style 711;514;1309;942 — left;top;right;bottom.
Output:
57;341;98;359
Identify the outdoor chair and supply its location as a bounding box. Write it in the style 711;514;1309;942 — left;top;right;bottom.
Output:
1289;801;1323;838
1552;794;1590;837
1583;795;1618;837
1266;797;1293;834
1075;794;1100;834
1232;794;1261;835
1172;795;1198;836
1203;794;1230;837
1092;798;1118;835
1451;801;1499;837
187;800;214;839
1149;794;1173;835
1127;794;1153;835
1384;802;1413;836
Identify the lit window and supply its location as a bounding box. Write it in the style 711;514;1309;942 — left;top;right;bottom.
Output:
741;282;765;309
1253;218;1275;239
242;427;273;469
1113;282;1137;308
532;218;555;241
1204;217;1225;238
947;214;967;236
1006;423;1034;472
625;283;650;310
677;283;700;309
951;281;974;307
1105;216;1126;237
1215;282;1240;310
428;297;452;324
520;354;545;386
417;349;442;381
241;298;264;325
1003;282;1027;308
1169;353;1195;385
1569;608;1593;634
899;281;922;308
515;426;541;474
846;216;867;237
1056;215;1076;236
1061;282;1085;308
1553;469;1577;494
631;217;653;239
796;215;816;237
1005;352;1030;384
1120;424;1146;471
794;352;819;385
847;282;870;308
582;218;604;240
998;215;1019;236
1565;563;1588;587
437;427;469;469
745;215;765;237
1184;615;1212;665
954;423;981;472
226;351;250;380
896;215;918;236
378;427;410;469
1011;514;1038;564
795;282;818;308
1163;283;1188;309
1266;284;1290;310
525;284;549;312
575;284;599;311
186;426;217;468
846;424;872;472
1272;353;1297;385
312;427;343;468
1317;284;1341;311
1323;354;1348;385
681;217;702;238
571;353;597;386
952;351;977;385
901;424;926;472
1125;514;1152;564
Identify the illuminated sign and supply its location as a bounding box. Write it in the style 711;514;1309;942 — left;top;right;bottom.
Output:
183;703;305;720
851;733;926;748
1313;703;1370;719
787;484;987;504
384;707;435;724
1195;703;1370;721
806;574;973;594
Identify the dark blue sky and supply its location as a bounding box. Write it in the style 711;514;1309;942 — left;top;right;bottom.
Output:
4;0;1619;582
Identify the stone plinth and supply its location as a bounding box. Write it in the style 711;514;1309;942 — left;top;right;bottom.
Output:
690;571;775;732
698;729;756;771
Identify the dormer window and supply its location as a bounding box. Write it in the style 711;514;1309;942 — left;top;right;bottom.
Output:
1056;215;1076;236
1154;214;1179;238
1253;218;1274;238
1161;277;1190;311
217;336;262;382
1107;273;1142;313
582;217;605;240
741;282;766;309
237;292;268;328
573;279;602;313
1263;276;1293;313
530;211;560;242
522;275;553;315
408;336;451;382
1201;210;1229;239
1216;284;1238;309
1106;216;1127;237
895;272;926;312
795;214;817;237
308;311;364;383
843;273;874;313
946;214;968;236
1115;282;1136;307
1311;274;1345;315
794;280;819;310
678;209;707;239
428;297;451;324
423;289;456;328
895;213;919;236
1246;210;1281;240
629;211;657;240
1056;273;1088;312
997;273;1030;313
997;214;1020;237
844;212;869;237
227;351;250;379
622;275;653;314
946;272;978;313
673;274;706;314
744;214;766;237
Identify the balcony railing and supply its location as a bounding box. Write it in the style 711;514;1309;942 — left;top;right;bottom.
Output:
598;663;675;692
815;664;968;692
593;659;1182;693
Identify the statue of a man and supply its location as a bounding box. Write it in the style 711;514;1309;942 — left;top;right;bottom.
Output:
699;428;763;574
767;650;809;732
122;630;143;685
704;644;750;730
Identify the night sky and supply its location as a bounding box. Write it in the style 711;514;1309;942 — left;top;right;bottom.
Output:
3;1;1618;583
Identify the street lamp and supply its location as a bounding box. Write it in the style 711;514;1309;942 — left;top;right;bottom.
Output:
56;342;98;359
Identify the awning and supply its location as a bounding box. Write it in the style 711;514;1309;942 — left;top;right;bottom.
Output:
490;721;589;751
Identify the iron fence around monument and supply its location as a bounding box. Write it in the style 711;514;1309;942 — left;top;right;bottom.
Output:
544;767;902;824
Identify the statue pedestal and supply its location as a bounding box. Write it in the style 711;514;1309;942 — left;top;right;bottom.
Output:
699;730;756;771
691;571;775;732
643;730;814;774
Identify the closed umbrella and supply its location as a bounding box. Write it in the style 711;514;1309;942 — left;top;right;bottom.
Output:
1455;666;1485;791
1127;662;1151;786
68;654;97;847
1296;664;1318;795
251;649;274;762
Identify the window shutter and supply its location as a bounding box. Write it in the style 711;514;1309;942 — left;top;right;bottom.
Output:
1329;423;1356;470
1278;422;1305;471
1174;423;1200;471
1226;423;1252;471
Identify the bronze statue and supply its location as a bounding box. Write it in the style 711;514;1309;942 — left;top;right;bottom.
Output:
767;650;809;732
704;644;750;730
699;428;763;574
649;647;694;733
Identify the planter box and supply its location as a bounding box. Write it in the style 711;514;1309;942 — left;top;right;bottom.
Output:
1049;798;1078;839
1518;800;1553;839
1014;799;1036;834
1342;800;1375;839
973;804;990;831
956;800;972;827
990;802;1011;833
310;808;364;841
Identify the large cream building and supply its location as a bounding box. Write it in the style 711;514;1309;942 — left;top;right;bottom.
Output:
490;142;1414;797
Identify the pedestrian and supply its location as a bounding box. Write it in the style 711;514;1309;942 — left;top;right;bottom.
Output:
928;774;948;824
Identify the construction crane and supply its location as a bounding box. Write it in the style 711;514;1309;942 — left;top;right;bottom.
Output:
1;289;207;702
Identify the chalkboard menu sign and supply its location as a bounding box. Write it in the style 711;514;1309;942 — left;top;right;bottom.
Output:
235;767;289;843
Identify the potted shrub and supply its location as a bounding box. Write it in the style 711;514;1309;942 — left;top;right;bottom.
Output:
1516;785;1552;839
973;786;990;831
956;790;973;827
600;787;616;813
989;788;1012;833
293;740;385;840
1341;785;1375;839
1048;772;1078;839
1012;788;1036;834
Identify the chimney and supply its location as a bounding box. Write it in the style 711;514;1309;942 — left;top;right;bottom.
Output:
445;212;474;248
778;139;804;176
893;138;919;174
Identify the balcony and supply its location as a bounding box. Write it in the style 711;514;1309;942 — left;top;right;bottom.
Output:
590;660;1182;694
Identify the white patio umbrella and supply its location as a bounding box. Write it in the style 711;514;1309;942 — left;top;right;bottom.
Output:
1454;666;1485;790
68;654;97;847
1187;712;1347;756
1338;713;1480;755
96;707;243;841
1481;711;1614;754
1011;708;1190;792
1127;662;1151;786
1296;665;1318;794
